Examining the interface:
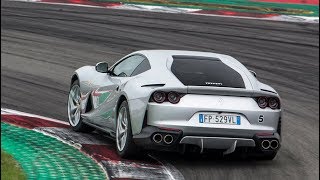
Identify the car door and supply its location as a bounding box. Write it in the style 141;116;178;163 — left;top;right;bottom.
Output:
90;54;147;131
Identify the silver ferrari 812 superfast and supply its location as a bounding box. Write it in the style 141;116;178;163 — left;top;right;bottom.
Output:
67;50;282;160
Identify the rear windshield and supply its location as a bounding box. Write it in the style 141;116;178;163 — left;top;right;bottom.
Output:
171;55;245;88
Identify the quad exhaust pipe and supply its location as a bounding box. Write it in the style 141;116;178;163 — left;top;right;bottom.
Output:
164;134;174;144
152;134;174;144
261;139;279;150
270;140;279;149
261;140;270;149
153;133;162;143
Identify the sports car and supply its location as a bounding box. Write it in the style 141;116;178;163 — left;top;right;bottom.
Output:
67;50;282;159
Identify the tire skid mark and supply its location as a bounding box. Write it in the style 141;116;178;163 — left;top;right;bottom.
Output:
1;108;184;180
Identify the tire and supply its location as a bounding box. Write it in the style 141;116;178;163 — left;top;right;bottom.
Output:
116;100;138;158
67;80;95;133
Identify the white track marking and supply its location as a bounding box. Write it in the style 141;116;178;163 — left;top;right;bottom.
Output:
148;154;185;180
35;127;112;145
115;4;201;13
1;108;69;125
271;15;319;23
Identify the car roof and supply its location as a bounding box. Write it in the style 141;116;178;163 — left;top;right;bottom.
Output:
130;50;244;73
120;50;277;92
134;50;228;61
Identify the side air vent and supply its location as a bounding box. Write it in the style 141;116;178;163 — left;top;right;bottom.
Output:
261;89;277;94
141;84;165;87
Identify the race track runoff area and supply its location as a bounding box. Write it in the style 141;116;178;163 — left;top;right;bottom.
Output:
1;109;184;180
1;122;106;179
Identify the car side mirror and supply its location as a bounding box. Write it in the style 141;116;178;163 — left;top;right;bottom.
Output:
249;70;257;77
95;62;109;73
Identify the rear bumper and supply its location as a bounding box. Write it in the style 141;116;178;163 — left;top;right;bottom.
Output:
133;126;281;154
180;136;255;150
135;94;282;153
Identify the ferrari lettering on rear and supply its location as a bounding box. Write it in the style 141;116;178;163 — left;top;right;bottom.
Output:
205;82;223;86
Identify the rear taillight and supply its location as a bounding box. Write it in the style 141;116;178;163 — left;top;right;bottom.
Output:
152;91;166;103
167;92;180;104
256;97;280;109
151;91;184;104
257;97;268;108
268;97;279;109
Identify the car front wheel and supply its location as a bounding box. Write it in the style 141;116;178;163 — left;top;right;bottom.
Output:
67;80;94;132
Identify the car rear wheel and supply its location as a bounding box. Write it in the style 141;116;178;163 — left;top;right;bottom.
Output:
116;100;138;158
68;80;95;132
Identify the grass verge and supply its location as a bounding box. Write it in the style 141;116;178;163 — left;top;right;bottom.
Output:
1;150;27;180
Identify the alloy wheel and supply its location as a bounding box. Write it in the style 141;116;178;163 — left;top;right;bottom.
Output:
68;85;81;126
116;106;128;151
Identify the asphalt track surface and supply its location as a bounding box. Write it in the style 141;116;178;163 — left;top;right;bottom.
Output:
1;0;319;179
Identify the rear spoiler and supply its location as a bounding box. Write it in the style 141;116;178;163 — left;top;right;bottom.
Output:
147;86;278;98
187;86;279;98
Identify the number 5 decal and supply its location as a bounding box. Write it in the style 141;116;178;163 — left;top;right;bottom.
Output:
258;115;264;122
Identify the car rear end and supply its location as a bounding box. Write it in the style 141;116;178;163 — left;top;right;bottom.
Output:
133;54;282;157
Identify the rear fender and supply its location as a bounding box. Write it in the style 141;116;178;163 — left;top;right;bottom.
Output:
123;75;187;135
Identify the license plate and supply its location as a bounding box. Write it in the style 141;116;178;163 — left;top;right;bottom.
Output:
199;114;241;125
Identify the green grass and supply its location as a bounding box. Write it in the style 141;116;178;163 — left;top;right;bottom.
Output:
1;150;27;180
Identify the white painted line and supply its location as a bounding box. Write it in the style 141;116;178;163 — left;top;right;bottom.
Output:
190;12;319;23
117;4;201;13
34;127;111;145
1;108;70;125
272;15;319;23
148;154;185;180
